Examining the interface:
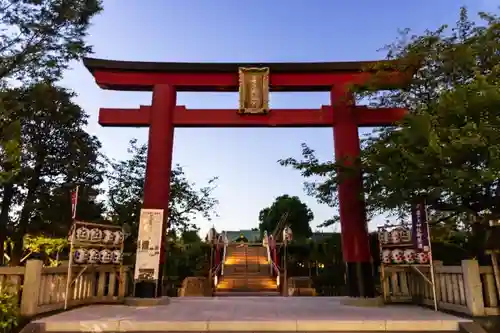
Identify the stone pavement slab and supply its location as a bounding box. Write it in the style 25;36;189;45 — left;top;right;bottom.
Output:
30;297;471;332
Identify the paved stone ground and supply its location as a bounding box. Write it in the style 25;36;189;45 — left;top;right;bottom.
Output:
32;297;471;332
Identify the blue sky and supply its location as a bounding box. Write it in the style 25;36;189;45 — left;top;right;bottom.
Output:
61;0;498;237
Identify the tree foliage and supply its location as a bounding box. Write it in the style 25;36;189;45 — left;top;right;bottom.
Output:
0;101;20;185
0;286;19;332
258;194;313;240
0;0;103;208
0;0;103;82
0;0;103;264
22;235;67;265
1;83;104;265
280;8;500;233
106;139;219;239
163;236;210;296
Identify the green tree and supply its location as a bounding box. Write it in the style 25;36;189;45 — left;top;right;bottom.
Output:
21;235;68;266
0;102;20;185
280;9;500;242
0;0;103;263
106;139;219;242
0;0;103;186
1;83;104;265
258;195;313;240
180;230;202;244
163;237;210;296
0;0;103;82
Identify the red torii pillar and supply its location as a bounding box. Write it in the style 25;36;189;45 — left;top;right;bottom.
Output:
331;86;373;297
142;85;175;216
85;58;409;298
141;85;176;297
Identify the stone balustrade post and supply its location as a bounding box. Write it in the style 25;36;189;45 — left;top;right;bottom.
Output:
20;259;43;316
462;259;485;316
118;267;128;297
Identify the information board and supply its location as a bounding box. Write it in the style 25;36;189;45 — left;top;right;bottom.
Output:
134;209;164;281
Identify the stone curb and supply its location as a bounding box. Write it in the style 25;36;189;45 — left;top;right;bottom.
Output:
23;319;469;332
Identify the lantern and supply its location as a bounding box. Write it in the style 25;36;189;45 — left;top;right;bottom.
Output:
283;226;292;243
75;227;90;241
113;230;124;245
207;227;216;243
74;248;89;264
88;249;100;264
103;229;114;243
99;249;113;264
89;228;103;242
112;250;122;264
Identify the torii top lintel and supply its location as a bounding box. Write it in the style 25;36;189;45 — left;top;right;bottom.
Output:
83;57;412;92
84;57;414;128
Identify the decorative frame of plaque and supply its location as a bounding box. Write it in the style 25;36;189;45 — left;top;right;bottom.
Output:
238;67;270;115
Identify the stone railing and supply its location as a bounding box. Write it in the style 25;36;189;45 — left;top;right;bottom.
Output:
0;259;129;317
0;266;24;295
384;259;499;316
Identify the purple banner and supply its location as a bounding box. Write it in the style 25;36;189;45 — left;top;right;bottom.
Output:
411;201;430;251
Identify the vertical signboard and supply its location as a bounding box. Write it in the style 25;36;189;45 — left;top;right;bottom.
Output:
411;200;430;252
134;209;164;281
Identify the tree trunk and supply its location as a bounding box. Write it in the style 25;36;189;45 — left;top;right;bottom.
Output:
470;222;489;264
10;158;44;266
0;182;15;265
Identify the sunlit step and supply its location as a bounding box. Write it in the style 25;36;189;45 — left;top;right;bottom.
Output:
216;285;278;290
224;260;269;265
217;282;277;288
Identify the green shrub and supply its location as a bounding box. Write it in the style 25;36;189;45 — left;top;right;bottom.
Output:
0;288;19;332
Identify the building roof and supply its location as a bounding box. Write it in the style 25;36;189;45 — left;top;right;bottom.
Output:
225;230;261;242
310;232;336;242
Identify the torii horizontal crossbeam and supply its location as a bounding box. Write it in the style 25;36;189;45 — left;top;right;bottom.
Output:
84;57;413;92
99;106;406;128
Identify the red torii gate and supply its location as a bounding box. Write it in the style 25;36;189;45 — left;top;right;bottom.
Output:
84;58;410;298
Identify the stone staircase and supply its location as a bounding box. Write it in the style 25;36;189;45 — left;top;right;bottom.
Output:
215;244;279;296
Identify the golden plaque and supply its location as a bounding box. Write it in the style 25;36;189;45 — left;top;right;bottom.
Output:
238;67;270;114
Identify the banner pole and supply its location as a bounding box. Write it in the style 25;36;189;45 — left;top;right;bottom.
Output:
425;202;438;311
72;185;79;220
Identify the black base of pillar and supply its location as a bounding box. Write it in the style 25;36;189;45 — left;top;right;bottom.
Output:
134;281;158;298
133;261;165;298
345;261;375;298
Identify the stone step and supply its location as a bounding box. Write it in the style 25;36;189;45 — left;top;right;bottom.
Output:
225;256;266;260
217;279;277;287
216;282;277;288
224;264;268;268
221;274;275;281
217;281;277;287
223;271;271;274
223;266;268;271
216;284;278;290
224;263;266;267
214;291;281;297
226;255;264;258
218;280;276;287
218;280;276;285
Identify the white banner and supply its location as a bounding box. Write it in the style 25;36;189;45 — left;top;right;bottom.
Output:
134;209;164;281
